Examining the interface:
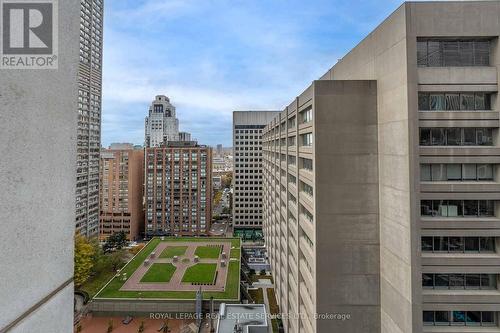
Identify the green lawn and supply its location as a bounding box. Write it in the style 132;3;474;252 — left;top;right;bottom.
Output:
248;288;264;304
140;263;176;283
94;237;241;300
194;245;221;259
266;288;280;333
159;246;188;258
80;269;118;298
230;248;240;259
182;263;217;283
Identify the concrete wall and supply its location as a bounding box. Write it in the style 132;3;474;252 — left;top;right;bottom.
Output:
407;0;500;322
314;80;380;333
320;4;417;333
91;298;233;317
0;0;80;332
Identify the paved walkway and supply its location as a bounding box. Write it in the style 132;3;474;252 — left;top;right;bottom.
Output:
78;316;196;333
121;241;232;292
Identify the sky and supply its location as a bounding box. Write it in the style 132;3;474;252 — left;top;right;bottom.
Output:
102;0;403;147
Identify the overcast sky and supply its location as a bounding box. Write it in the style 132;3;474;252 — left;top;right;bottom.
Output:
101;0;402;147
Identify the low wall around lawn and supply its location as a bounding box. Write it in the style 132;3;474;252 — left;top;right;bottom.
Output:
90;298;239;318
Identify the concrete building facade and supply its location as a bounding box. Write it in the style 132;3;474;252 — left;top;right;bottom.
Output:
99;148;145;241
233;111;280;230
0;0;80;331
263;2;500;333
263;81;379;333
145;95;180;147
145;142;213;236
76;0;104;237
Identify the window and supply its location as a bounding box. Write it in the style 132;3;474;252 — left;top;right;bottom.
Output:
419;128;493;146
300;181;313;197
462;164;477;180
430;94;446;110
420;164;431;181
464;200;479;216
421;237;495;253
300;107;312;124
420;164;494;182
299;158;313;172
423;311;495;326
478;164;494;180
417;39;491;67
300;133;313;147
300;204;313;224
420;200;494;217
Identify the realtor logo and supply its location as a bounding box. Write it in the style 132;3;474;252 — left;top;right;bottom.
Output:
1;0;58;69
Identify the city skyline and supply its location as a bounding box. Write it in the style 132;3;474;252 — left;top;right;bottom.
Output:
3;1;500;332
101;0;402;147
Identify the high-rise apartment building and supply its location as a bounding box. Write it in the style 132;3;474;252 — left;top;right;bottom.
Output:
262;2;500;333
145;95;180;147
76;0;104;237
233;111;280;230
145;142;213;236
99;148;144;241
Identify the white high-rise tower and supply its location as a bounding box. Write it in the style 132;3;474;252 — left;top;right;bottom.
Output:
144;95;180;147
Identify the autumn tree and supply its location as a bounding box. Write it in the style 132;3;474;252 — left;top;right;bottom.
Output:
213;191;223;205
108;249;126;271
103;231;128;253
74;234;96;287
221;172;232;188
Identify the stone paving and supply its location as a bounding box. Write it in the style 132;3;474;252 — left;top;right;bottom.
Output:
120;241;232;292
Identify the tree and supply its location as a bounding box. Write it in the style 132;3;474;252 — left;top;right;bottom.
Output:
108;249;126;271
214;191;223;205
74;234;96;287
107;319;114;333
103;231;128;252
221;172;232;188
161;320;169;333
138;321;145;333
